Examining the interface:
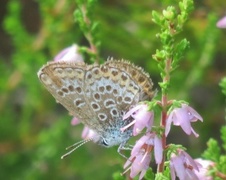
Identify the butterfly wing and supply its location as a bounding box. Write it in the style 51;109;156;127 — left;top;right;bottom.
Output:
38;61;103;130
38;60;155;137
104;60;156;100
83;64;141;127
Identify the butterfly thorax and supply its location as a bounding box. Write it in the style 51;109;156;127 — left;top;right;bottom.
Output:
94;116;133;147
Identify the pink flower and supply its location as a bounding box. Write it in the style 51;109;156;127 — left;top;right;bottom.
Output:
123;133;162;180
132;133;163;164
170;149;200;180
81;126;99;142
70;118;100;142
121;104;154;136
217;16;226;28
54;44;84;62
194;158;215;180
71;117;80;126
165;104;203;137
123;148;151;180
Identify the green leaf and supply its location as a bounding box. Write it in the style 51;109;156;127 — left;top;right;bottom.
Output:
219;78;226;97
162;165;171;179
112;171;125;180
145;168;155;180
155;173;168;180
202;138;221;162
218;155;226;174
153;49;167;61
159;30;172;45
152;11;163;26
91;22;99;34
220;126;226;151
163;6;176;20
172;38;189;66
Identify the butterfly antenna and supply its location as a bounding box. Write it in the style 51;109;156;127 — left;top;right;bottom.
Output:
61;138;92;159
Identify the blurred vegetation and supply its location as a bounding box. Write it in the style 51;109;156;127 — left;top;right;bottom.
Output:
0;0;226;179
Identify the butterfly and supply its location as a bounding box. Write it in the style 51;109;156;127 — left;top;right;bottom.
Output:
37;60;155;157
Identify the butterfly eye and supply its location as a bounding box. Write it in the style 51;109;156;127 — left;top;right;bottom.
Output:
102;139;109;147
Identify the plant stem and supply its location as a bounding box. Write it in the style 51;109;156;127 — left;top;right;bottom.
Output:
157;58;172;172
80;4;99;63
157;95;167;172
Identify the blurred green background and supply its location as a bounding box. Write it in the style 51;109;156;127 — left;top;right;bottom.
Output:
0;0;226;179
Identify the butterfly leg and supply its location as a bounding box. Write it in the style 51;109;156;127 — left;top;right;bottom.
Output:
117;142;134;159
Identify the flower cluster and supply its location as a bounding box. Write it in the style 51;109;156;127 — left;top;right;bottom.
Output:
170;150;215;180
170;149;200;180
121;103;204;179
121;104;157;179
123;132;163;180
